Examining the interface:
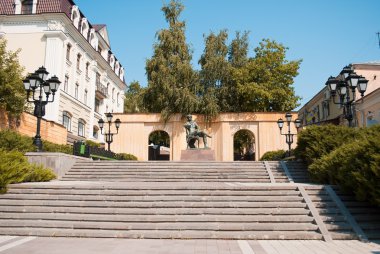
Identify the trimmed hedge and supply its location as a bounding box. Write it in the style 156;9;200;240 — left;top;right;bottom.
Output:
115;153;138;161
0;149;56;193
295;124;380;206
294;124;359;166
260;150;287;161
0;129;72;154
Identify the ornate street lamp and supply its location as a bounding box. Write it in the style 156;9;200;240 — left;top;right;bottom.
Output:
98;112;121;151
325;65;368;127
277;113;301;157
23;66;61;152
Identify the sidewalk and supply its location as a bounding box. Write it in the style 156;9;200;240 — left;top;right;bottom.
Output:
0;236;379;254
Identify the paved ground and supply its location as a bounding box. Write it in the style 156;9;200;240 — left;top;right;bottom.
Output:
0;236;379;254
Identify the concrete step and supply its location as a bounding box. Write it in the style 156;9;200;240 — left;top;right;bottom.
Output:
0;199;307;208
0;194;305;203
0;213;315;223
60;178;272;182
0;206;312;215
0;228;323;240
304;186;356;240
0;220;319;231
5;189;300;196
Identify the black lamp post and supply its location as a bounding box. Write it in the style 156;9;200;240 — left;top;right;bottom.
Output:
277;112;301;157
23;66;61;152
98;112;121;151
325;65;368;127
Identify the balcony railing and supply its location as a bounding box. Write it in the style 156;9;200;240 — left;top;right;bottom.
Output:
95;82;108;99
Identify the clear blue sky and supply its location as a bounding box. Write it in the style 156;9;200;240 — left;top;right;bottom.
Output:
75;0;380;109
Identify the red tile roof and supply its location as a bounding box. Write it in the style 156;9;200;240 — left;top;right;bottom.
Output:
93;24;106;32
0;0;76;18
0;0;15;15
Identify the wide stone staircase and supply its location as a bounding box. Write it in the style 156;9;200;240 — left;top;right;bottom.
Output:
61;161;272;182
0;160;378;240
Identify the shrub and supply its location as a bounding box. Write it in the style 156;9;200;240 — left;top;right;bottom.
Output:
309;133;380;206
260;150;287;161
0;129;34;153
0;129;72;154
294;124;360;166
115;153;138;161
85;140;101;148
0;149;56;193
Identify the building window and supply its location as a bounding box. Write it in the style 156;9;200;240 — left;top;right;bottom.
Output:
117;92;120;104
94;98;100;113
63;75;69;92
112;88;115;100
93;126;99;139
78;119;86;137
62;111;72;131
66;43;72;61
76;54;81;70
85;62;90;77
75;83;79;99
96;72;101;86
21;0;33;14
84;89;88;105
322;101;330;120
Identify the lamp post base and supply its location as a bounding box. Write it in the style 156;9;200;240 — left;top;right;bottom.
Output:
33;137;43;152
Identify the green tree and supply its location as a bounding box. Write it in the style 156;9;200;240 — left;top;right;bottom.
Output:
217;31;250;112
228;31;249;68
231;39;301;112
144;0;198;121
124;81;146;113
198;30;230;122
0;39;25;118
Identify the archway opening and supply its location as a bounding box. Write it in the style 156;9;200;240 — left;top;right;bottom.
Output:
148;130;170;161
233;129;255;161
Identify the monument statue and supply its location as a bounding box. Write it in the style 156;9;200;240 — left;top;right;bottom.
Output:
184;114;211;149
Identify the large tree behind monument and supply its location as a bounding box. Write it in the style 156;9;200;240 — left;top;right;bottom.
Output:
230;39;301;112
143;0;301;119
198;30;230;122
144;0;198;121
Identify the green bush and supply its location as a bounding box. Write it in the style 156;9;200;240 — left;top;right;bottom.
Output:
0;149;56;193
115;153;138;161
260;150;287;161
294;125;360;166
0;129;34;153
85;140;101;148
0;129;72;154
295;124;380;205
309;133;380;206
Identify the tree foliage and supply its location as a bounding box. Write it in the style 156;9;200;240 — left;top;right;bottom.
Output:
230;39;301;112
144;0;198;121
0;39;25;117
142;0;301;120
124;81;147;113
198;30;229;121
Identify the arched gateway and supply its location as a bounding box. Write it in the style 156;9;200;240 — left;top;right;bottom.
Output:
233;129;255;161
110;112;298;161
148;130;170;161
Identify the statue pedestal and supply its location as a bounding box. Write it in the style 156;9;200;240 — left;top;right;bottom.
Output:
180;149;215;161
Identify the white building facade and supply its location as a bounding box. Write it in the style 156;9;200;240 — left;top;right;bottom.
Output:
0;0;126;143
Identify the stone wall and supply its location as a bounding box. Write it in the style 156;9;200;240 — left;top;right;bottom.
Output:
111;112;298;161
0;110;67;145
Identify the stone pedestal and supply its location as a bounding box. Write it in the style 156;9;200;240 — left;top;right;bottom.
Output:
180;149;215;161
